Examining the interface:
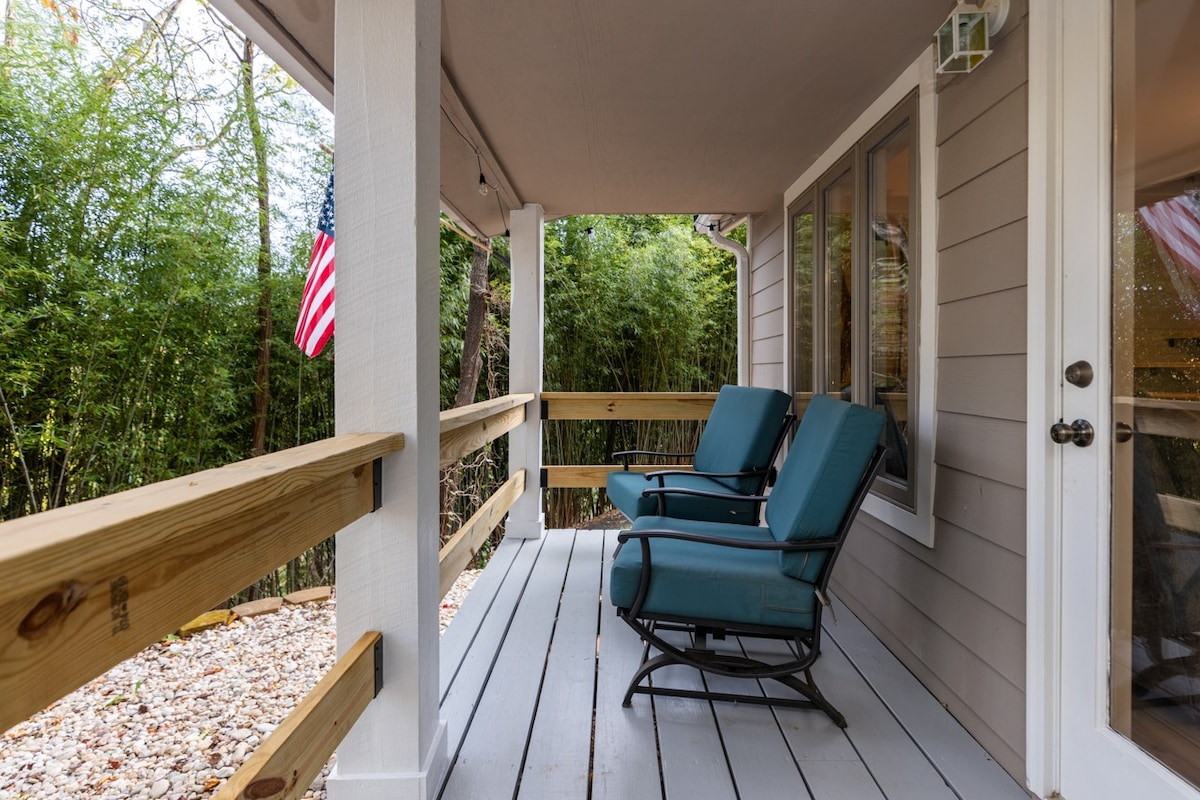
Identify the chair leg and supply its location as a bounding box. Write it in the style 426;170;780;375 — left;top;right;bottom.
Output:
772;668;847;728
622;652;677;707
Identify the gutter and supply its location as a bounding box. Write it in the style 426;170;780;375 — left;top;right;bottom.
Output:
696;214;751;386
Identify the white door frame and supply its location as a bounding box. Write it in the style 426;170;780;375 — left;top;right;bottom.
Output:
1025;2;1065;795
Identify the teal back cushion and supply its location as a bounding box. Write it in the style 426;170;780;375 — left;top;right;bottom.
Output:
691;385;792;493
765;395;884;581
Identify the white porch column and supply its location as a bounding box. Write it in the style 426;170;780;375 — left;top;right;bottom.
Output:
329;1;445;799
507;203;545;539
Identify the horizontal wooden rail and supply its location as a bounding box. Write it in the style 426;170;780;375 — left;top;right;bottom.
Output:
0;433;403;734
439;470;525;598
1160;492;1200;536
1133;398;1200;439
439;393;533;433
543;464;692;489
439;393;532;467
541;391;718;420
216;631;382;800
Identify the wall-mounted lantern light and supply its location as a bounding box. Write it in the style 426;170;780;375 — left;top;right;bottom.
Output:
935;0;1009;74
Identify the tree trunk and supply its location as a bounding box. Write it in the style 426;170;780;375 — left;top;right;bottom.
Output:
242;38;273;457
454;242;490;408
4;0;16;52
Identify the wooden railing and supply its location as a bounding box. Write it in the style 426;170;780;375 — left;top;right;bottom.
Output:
0;433;402;795
0;390;538;798
540;392;717;488
437;393;534;597
0;390;725;794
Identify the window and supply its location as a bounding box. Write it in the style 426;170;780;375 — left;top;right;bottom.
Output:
790;92;918;511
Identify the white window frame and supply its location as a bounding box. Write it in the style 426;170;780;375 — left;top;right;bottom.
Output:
783;46;937;546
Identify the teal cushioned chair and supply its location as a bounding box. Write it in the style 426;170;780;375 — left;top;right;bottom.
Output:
609;394;885;726
606;385;792;525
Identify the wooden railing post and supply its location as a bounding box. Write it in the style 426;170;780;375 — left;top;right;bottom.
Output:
329;0;446;796
507;203;545;539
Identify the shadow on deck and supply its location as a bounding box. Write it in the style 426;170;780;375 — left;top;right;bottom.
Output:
437;529;1029;800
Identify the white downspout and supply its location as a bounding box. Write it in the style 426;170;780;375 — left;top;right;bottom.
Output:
697;215;751;386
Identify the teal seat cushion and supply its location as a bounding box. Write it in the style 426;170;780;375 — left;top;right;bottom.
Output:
609;516;818;630
606;470;759;525
765;395;884;582
692;385;792;494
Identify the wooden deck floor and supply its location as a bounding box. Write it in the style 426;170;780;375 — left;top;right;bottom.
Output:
436;529;1029;800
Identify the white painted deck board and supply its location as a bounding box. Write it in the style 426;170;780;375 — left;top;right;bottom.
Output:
808;634;959;800
592;530;663;800
439;532;572;799
517;531;603;799
748;637;885;800
702;658;814;800
824;594;1031;800
439;535;525;697
652;661;739;800
439;535;543;755
437;530;1030;800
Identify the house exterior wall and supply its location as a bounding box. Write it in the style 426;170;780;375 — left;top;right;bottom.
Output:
749;12;1031;784
746;207;787;389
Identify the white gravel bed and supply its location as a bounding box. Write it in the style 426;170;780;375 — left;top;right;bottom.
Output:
1;570;481;800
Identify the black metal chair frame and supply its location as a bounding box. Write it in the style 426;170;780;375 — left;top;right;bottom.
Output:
613;413;795;525
614;445;886;728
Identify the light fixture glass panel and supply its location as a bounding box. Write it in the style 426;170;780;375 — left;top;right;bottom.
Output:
936;8;992;74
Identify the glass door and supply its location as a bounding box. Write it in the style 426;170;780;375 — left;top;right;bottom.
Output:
1110;0;1200;784
1060;1;1200;796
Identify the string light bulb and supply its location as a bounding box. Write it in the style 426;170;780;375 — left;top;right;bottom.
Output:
478;173;489;197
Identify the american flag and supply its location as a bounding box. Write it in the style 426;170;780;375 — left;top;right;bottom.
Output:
295;169;335;357
1138;194;1200;280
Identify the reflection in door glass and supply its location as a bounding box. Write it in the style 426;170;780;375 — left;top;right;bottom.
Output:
824;171;854;397
793;204;815;419
1113;0;1200;787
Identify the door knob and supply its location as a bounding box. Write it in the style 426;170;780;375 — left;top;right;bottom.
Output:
1050;419;1095;447
1064;360;1094;388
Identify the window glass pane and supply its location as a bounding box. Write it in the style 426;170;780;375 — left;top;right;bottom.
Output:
825;171;854;397
868;122;912;487
793;204;814;417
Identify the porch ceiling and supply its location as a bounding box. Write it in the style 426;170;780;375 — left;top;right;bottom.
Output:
215;1;953;237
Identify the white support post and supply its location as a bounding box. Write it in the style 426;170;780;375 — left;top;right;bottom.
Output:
329;1;445;798
507;203;545;539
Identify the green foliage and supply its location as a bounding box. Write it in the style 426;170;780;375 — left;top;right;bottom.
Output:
0;1;333;534
1;2;736;572
542;214;738;526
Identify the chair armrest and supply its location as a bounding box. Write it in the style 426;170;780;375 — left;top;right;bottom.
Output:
618;528;838;552
611;449;696;470
645;467;770;481
640;485;768;516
